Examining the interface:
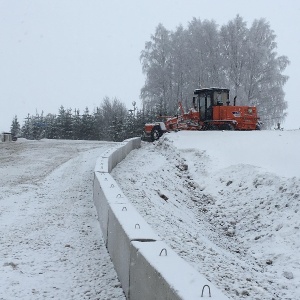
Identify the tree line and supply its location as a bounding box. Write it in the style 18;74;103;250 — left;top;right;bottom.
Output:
140;15;289;129
11;15;289;138
11;97;150;142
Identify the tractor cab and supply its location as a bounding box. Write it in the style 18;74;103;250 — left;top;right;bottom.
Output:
193;87;259;130
194;88;229;121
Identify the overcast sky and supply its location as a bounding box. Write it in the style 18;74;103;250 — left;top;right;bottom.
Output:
0;0;299;132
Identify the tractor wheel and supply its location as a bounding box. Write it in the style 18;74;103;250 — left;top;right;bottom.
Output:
204;123;218;130
141;131;152;142
221;123;235;131
151;127;161;141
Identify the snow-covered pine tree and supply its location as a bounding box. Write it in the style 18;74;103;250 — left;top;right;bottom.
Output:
10;115;21;138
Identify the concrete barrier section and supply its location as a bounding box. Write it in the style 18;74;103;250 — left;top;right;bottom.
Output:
94;156;109;173
124;137;141;151
107;202;160;298
122;139;133;156
93;137;229;300
93;172;129;243
130;241;229;300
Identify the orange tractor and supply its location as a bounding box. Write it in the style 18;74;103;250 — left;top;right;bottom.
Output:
143;87;260;141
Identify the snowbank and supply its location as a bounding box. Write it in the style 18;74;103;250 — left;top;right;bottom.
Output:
112;130;300;300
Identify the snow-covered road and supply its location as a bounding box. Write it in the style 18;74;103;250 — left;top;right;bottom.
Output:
0;140;125;300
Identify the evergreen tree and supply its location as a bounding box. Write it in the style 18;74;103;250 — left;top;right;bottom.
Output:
55;106;73;139
72;109;82;140
93;107;105;140
81;107;94;140
100;97;127;141
10;115;21;137
21;114;32;139
44;113;57;139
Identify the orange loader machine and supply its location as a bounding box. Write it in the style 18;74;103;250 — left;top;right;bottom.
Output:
143;87;260;142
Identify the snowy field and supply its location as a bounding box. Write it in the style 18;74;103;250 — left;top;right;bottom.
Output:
112;130;300;300
0;140;125;300
1;130;300;300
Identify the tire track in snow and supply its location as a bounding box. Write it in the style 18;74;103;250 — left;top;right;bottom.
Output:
0;141;125;300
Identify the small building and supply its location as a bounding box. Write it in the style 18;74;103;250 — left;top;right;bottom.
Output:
1;132;12;142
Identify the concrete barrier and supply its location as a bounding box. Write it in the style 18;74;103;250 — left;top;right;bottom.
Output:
93;172;129;244
107;202;160;298
93;136;230;300
130;241;228;300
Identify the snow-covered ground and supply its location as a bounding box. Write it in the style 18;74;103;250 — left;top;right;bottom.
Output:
0;139;125;300
112;130;300;300
1;130;299;300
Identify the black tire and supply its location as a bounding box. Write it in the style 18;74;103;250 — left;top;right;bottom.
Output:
141;131;152;142
204;123;218;130
151;127;161;141
221;123;235;131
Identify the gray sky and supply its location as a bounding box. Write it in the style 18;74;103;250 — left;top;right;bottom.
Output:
0;0;299;132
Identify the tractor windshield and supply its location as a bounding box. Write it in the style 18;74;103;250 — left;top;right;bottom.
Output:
213;91;228;105
194;88;230;120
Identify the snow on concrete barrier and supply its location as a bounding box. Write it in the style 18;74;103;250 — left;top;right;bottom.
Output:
93;172;129;245
94;142;132;173
93;137;230;300
130;241;228;300
107;202;160;297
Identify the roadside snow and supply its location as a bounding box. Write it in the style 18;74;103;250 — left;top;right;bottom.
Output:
2;131;299;300
0;139;125;300
112;130;300;300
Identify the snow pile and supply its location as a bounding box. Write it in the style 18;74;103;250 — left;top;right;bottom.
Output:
112;130;300;300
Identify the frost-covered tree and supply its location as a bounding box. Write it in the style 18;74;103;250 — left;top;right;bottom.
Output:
81;107;95;140
220;15;249;101
244;18;289;128
187;18;223;89
169;24;190;111
140;24;173;115
10;115;21;137
72;109;82;140
99;97;128;141
56;106;73;139
21;114;31;139
44;113;57;139
140;16;289;128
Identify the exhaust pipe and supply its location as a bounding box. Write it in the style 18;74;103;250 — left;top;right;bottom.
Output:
233;96;237;106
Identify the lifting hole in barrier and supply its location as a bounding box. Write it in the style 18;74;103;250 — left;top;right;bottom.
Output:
201;285;211;297
110;184;115;188
159;248;167;256
135;224;140;229
116;194;122;198
122;207;127;211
